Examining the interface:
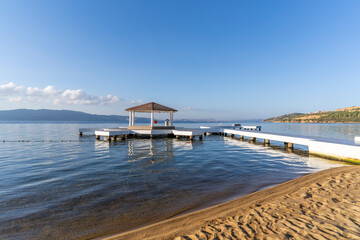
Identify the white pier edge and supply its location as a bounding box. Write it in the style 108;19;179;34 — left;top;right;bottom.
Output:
223;129;360;162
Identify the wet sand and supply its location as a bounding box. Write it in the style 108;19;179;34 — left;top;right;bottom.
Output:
102;166;360;240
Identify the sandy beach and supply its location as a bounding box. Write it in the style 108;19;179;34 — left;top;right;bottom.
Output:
103;166;360;240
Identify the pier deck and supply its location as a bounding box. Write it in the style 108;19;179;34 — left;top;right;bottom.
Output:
94;128;130;140
223;129;360;163
200;126;239;135
79;128;102;136
81;126;360;162
241;125;261;131
93;127;207;141
173;128;205;140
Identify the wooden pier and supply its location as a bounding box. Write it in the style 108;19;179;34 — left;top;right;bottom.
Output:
78;101;360;163
223;129;360;163
79;124;360;163
86;102;233;141
92;127;207;141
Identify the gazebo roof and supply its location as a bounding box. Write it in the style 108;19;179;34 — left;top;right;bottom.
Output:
125;102;178;113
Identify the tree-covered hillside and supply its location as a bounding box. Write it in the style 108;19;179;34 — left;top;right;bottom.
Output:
264;107;360;123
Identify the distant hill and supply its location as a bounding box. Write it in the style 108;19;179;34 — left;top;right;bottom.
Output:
0;109;147;122
0;109;243;123
264;107;360;123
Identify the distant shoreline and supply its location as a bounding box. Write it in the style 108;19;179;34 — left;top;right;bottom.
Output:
264;106;360;123
0;109;256;123
264;120;360;124
0;120;240;123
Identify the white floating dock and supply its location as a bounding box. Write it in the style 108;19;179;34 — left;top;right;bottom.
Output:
224;129;360;163
200;125;240;135
85;125;239;140
355;136;360;145
79;128;102;136
92;127;206;141
95;128;130;140
173;128;205;140
241;125;261;131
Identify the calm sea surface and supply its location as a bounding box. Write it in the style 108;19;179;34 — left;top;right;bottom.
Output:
0;122;358;239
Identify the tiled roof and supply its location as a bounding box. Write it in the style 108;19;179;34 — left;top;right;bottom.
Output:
125;102;177;112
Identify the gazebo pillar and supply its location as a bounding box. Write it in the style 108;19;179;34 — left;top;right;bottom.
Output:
132;111;135;126
170;112;173;126
129;111;132;126
150;111;154;127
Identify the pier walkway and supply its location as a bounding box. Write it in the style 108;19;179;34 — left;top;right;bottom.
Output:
87;125;239;141
223;129;360;162
92;127;208;141
79;124;360;162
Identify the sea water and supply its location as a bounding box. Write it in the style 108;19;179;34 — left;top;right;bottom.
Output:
0;122;357;239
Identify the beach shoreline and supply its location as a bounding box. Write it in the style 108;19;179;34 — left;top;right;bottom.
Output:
101;166;360;240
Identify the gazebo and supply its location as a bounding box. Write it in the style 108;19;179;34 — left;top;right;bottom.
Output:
125;102;177;130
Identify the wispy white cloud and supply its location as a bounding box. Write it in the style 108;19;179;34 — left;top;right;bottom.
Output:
180;106;229;113
8;96;23;102
181;107;192;111
54;90;119;105
181;106;206;111
0;82;23;93
0;82;121;106
130;99;144;105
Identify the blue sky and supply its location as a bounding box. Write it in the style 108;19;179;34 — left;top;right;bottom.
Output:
0;0;359;120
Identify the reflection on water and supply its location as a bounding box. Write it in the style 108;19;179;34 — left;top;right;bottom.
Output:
0;122;352;239
224;137;344;172
127;138;174;159
172;139;195;150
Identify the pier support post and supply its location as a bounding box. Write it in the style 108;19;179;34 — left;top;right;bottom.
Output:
96;135;100;140
287;147;294;153
167;133;175;138
284;142;294;149
250;137;256;142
